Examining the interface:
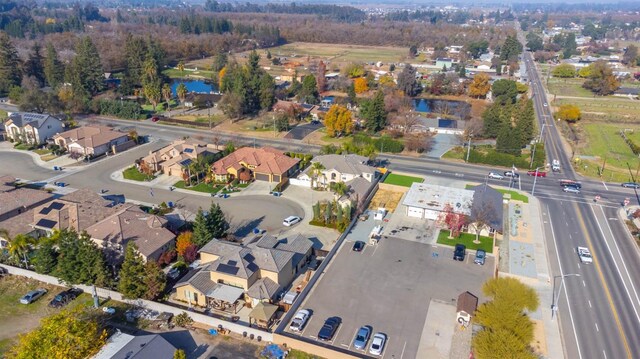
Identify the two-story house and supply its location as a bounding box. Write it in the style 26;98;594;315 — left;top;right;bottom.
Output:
141;138;219;178
210;147;300;183
3;112;64;145
174;233;313;310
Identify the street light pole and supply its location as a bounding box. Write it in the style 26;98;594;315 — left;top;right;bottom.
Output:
552;273;581;320
531;166;542;196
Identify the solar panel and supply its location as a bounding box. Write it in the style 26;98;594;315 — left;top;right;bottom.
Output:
39;207;52;215
50;202;64;210
184;148;194;153
35;218;57;229
179;159;192;167
217;263;239;275
227;260;237;266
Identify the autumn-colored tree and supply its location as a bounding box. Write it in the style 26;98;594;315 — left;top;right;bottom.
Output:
174;349;187;359
316;60;326;93
218;67;227;84
440;203;467;238
176;231;193;257
551;63;576;78
379;74;395;88
344;63;366;78
7;307;107;359
582;61;620;96
556;104;581;122
353;77;369;94
468;73;491;98
324;104;354;137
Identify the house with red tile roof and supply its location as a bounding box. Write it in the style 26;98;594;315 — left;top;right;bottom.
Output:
210;147;300;183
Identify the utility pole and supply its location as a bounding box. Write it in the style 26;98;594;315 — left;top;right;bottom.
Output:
466;135;473;162
208;102;212;130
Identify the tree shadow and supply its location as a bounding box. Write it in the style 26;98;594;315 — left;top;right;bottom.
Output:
160;330;210;359
232;216;265;238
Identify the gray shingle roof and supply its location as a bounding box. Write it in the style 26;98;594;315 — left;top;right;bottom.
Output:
313;154;375;176
6;112;59;129
107;333;175;359
175;266;218;295
469;184;504;231
247;277;281;300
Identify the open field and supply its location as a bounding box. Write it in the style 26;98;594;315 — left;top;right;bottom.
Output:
266;42;408;64
369;188;404;212
555;97;640;120
547;78;594;98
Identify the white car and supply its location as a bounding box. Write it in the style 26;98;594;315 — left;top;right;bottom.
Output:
577;247;593;264
488;172;504;180
543;103;548;107
369;332;387;356
563;186;580;194
289;309;310;332
283;215;301;227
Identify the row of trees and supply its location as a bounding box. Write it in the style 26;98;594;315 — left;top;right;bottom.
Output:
552;61;621;96
219;51;275;118
311;200;352;232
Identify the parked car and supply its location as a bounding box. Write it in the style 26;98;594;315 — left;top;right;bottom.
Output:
318;317;341;341
504;171;519;178
563;186;580;194
369;332;387;356
289;309;310;332
453;244;466;261
359;213;370;221
283;215;302;227
474;249;486;265
622;182;640;189
48;288;82;308
213;192;229;198
527;170;547;177
353;326;371;350
488;172;504;180
352;241;366;252
20;288;47;304
168;264;187;280
151;116;160;122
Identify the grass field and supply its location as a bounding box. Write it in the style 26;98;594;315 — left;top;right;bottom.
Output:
547;78;594;98
123;166;155;181
437;230;494;253
383;173;424;187
266;42;408;64
0;109;7;119
174;180;222;193
162;68;216;79
555;98;640;120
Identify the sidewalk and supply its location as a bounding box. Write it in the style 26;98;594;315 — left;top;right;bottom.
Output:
499;193;563;359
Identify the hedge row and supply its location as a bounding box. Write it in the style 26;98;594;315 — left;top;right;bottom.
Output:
468;143;545;169
621;132;640;155
93;99;143;120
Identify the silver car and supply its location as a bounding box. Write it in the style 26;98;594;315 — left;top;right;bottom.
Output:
20;288;47;304
289;309;310;332
563;186;580;194
488;172;504;180
369;332;387;356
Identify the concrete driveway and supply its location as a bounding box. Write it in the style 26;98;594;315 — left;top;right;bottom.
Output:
426;133;460;159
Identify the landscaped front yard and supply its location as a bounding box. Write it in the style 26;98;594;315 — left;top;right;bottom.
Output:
174;180;222;193
437;230;494;253
383;173;424;187
123;166;156;181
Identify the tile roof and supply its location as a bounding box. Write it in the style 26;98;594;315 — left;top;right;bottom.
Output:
247;277;281;300
313;154;376;176
86;206;175;259
4;112;60;129
0;188;53;218
0;175;16;193
93;332;176;359
142;139;218;169
58;126;128;150
211;147;299;177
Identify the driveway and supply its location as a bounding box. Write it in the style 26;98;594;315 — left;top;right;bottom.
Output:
426;133;460;159
284;122;323;140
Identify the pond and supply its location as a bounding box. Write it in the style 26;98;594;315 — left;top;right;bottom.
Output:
170;79;218;97
413;98;470;117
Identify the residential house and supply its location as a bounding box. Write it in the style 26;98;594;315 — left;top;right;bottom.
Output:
184;93;222;108
273;100;308;119
174;233;313;310
402;182;474;220
3;112;64;145
292;154;380;189
435;58;457;70
86;206;176;262
211;147;299;183
53;126;130;157
141;138;220;178
31;188;122;236
93;331;176;359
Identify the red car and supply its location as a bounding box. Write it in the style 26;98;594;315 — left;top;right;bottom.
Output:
151;116;160;122
527;170;547;177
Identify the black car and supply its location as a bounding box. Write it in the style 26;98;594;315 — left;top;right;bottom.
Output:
453;244;466;261
48;288;83;308
352;241;366;252
318;317;341;341
504;171;520;178
622;182;640;189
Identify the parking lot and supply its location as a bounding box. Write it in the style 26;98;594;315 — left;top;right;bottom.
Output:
286;216;494;358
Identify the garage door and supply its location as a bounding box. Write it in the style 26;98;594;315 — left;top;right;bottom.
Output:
424;209;439;220
255;173;270;181
407;207;424;218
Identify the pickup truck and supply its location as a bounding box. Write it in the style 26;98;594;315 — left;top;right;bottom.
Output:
577;247;593;264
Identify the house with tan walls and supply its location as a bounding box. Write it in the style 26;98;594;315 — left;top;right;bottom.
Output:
173;233;313;310
53;125;130;157
210;147;299;183
140;138;220;178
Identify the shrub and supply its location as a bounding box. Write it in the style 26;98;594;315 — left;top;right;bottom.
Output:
174;312;194;327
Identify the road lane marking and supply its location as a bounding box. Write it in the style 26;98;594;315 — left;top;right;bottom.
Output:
583;281;586;287
595;323;599;332
589;300;592;308
575;203;632;358
547;204;583;359
602;181;609;191
603;350;608;359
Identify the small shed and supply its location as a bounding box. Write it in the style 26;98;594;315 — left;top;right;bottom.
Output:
249;302;279;329
456;291;478;325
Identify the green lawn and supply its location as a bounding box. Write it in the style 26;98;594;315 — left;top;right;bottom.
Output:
0;109;7;119
465;185;529;203
383;173;424;187
122;166;155;181
162;68;216;79
33;148;51;155
547;77;594;98
285;349;326;359
174;180;222;194
437;230;494;252
13;143;34;151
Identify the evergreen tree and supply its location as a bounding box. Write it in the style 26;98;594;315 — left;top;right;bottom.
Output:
481;104;504;138
514;98;535;147
211;52;228;72
24;43;45;87
299;75;319;104
192;208;212;247
496;123;522;156
33;239;58;274
313;201;321;220
68;36;104;100
207;202;229;239
118;243;147;299
259;73;275;110
0;32;22;96
336;203;343;223
43;43;64;88
361;90;387;133
143;260;166;300
347;82;357;104
121;35;147;95
324;201;332;224
316;60;327;93
500;35;523;62
397;64;421;97
55;230;111;286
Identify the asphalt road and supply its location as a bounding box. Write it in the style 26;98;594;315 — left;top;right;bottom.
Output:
523;48;640;359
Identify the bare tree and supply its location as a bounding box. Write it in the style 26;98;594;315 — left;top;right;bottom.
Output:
470;199;499;244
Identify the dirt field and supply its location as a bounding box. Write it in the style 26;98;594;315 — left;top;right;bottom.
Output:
369;188;404;213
